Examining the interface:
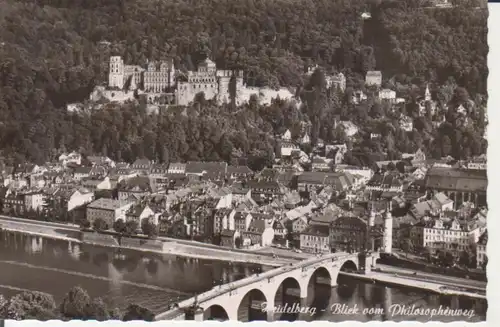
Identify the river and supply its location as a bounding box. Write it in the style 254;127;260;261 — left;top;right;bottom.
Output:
0;230;487;321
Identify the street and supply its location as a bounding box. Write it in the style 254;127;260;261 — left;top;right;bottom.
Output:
377;264;486;290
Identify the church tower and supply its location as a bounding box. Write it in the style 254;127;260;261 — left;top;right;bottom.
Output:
109;56;125;89
383;201;393;254
425;84;431;102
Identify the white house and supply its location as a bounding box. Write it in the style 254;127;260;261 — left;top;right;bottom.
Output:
167;162;186;174
65;188;94;211
58;151;82;167
379;89;396;102
126;204;160;225
399;115;413;132
280;141;300;157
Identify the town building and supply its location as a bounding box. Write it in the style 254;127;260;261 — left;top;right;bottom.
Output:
424;167;487;208
379;89;396;102
117;176;160;201
365;71;382;87
241;220;275;248
168;163;186;174
126;203;158;225
330;216;368;253
410;216;479;255
86;198;134;226
300;225;330;253
476;230;487;269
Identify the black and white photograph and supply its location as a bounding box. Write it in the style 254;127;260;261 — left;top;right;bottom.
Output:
0;0;489;323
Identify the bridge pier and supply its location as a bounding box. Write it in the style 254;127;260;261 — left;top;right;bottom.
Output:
226;306;239;321
194;308;204;321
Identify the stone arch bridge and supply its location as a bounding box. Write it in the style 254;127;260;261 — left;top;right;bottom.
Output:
155;251;379;321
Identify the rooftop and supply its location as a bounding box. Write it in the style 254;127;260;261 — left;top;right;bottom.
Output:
87;198;132;210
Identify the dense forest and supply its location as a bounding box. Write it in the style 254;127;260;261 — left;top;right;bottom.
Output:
0;0;488;167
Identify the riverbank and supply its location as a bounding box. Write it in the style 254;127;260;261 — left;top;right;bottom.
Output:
340;271;486;300
0;217;292;267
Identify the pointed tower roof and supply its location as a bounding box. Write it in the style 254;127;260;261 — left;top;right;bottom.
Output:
425;84;431;101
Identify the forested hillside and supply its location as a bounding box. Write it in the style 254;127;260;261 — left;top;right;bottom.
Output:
0;0;488;166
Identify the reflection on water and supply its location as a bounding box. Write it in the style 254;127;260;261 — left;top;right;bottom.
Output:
0;230;263;313
0;231;488;321
305;275;486;322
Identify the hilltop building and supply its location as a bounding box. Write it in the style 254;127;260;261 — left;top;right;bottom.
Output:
108;56;175;92
176;58;243;106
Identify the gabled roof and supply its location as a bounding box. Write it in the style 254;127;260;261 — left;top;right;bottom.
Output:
185;161;227;175
87;198;132;210
301;225;329;237
73;167;92;174
132;158;152;167
221;229;236;237
118;176;158;193
127;203;152;217
246;219;267;234
227;165;252;175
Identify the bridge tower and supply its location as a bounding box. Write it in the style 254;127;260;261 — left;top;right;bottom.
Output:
382;202;393;254
368;202;376;251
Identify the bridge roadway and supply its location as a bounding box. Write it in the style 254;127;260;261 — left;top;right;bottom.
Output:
155;251;371;321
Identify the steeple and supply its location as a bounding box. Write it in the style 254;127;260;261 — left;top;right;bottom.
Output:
425;84;431;101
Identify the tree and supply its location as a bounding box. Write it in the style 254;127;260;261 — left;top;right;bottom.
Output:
423;247;432;263
4;291;57;320
60;286;116;320
141;219;158;238
79;220;91;230
395;161;406;174
441;136;452;157
93;218;108;231
401;239;413;258
124;220;139;236
60;286;92;320
113;219;126;234
443;251;454;267
235;236;242;248
458;250;470;267
0;294;7;317
122;304;155;321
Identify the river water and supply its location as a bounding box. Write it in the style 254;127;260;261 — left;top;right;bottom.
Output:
0;230;487;321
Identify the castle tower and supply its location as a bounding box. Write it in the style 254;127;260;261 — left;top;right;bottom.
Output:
217;70;244;105
383;201;393;254
109;56;125;89
425;84;431;102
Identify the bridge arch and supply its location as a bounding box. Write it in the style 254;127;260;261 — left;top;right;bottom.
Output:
273;277;303;321
306;265;335;313
203;304;229;321
237;288;269;321
339;259;358;273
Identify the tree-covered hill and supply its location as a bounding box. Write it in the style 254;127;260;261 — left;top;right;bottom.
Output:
0;0;488;165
